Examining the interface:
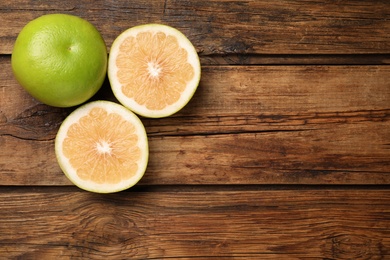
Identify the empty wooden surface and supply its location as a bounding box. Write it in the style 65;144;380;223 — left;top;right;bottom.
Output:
1;188;389;259
0;0;389;259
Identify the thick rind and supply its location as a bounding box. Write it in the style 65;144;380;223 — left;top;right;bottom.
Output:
55;101;149;193
108;24;201;118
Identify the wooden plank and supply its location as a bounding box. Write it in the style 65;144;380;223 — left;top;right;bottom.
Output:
0;189;388;259
1;57;389;185
1;0;389;55
2;58;390;136
2;121;389;185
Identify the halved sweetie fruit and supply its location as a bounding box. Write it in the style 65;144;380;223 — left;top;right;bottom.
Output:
55;101;148;193
108;24;201;118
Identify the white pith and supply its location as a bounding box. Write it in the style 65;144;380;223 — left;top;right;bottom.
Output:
147;61;162;78
96;140;112;154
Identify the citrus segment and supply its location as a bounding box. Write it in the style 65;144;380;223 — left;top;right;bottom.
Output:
55;101;148;193
108;24;201;118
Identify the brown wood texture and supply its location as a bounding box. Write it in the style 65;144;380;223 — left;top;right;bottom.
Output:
0;0;389;259
0;0;389;55
2;59;389;185
1;189;389;259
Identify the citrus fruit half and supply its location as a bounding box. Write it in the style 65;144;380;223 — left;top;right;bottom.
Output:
12;14;107;107
108;24;201;118
55;101;148;193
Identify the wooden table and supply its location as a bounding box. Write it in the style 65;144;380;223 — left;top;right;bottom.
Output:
1;1;389;259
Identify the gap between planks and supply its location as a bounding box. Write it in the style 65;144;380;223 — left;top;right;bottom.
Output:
0;184;389;194
201;53;390;66
1;53;390;66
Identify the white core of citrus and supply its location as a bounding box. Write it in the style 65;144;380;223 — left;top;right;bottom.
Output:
147;61;162;78
96;140;112;154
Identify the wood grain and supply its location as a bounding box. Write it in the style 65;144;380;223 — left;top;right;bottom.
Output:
1;0;389;55
0;189;388;259
1;57;389;185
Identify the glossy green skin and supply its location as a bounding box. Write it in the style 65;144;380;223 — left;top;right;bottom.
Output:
12;14;107;107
